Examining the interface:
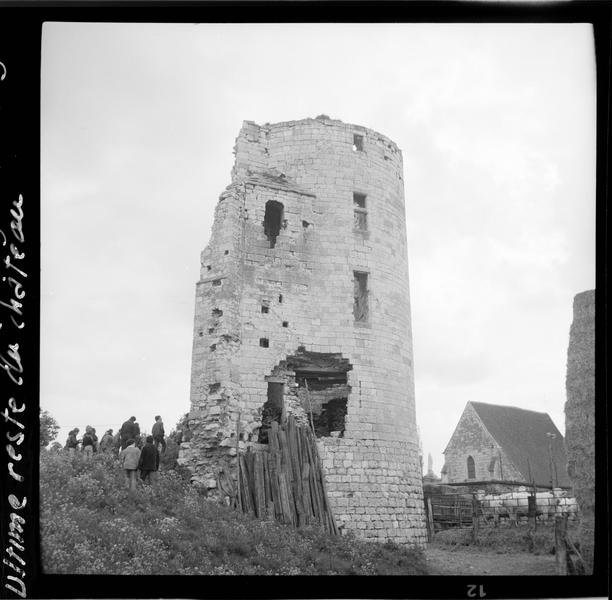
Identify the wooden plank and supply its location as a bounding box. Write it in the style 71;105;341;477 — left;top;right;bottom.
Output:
302;427;322;521
281;426;298;526
239;453;254;515
274;423;295;525
262;448;273;518
243;449;257;514
277;428;292;482
426;497;435;540
253;451;266;519
235;415;242;512
304;425;337;535
278;469;295;525
299;427;314;523
268;424;283;521
287;418;305;526
268;452;282;520
301;461;312;525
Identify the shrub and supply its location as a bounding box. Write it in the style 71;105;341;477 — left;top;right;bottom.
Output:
40;449;428;575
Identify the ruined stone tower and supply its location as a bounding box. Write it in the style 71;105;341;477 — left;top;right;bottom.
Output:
181;116;427;544
564;289;595;573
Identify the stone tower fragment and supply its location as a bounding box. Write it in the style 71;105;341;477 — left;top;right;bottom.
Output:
181;116;427;545
564;289;595;573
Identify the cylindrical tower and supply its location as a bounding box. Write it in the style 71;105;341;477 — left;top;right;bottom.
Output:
182;116;427;545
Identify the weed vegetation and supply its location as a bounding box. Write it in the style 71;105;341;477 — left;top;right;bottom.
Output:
40;449;428;575
431;522;578;555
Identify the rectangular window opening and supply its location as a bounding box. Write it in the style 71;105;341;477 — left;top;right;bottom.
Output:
261;305;269;314
282;321;289;328
353;271;369;323
264;200;284;248
259;338;269;348
352;134;364;152
353;192;367;231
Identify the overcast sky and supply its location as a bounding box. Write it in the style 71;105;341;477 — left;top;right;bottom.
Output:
41;23;595;473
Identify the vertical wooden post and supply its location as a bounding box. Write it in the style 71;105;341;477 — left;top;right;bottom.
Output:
426;497;435;539
471;495;479;542
527;494;536;552
235;412;242;512
554;515;568;575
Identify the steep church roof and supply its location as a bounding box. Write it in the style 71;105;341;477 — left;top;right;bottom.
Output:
470;401;569;488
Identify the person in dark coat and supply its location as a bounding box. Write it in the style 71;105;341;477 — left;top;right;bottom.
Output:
133;422;142;448
81;426;96;460
91;427;99;452
120;416;137;450
65;428;80;454
152;415;166;454
100;429;114;453
138;435;160;484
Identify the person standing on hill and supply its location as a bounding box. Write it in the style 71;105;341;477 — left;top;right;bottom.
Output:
112;431;121;454
91;427;99;453
100;429;114;453
120;439;141;491
138;436;160;484
81;426;96;460
120;416;137;450
65;428;80;454
133;421;142;447
152;415;166;454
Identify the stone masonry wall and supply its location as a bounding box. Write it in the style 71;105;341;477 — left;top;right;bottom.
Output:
181;117;427;545
443;403;523;483
564;289;595;573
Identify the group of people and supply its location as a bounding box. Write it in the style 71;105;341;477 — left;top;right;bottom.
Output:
65;425;103;456
64;415;167;490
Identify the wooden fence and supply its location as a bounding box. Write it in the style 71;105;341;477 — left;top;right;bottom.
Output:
218;415;338;535
424;493;474;533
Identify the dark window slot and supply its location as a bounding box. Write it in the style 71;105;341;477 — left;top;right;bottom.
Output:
353;271;369;322
264;200;284;248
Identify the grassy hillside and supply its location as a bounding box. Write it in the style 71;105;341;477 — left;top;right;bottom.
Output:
40;450;428;575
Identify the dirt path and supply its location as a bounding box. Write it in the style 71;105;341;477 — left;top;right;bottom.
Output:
424;547;557;576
